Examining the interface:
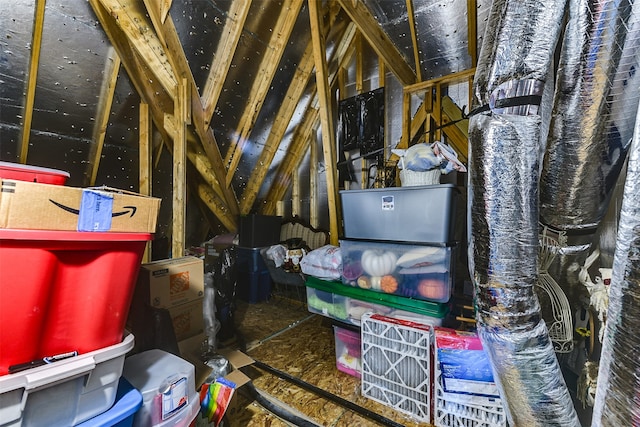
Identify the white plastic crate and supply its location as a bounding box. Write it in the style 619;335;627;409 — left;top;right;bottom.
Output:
0;333;134;427
360;313;432;423
433;328;507;427
434;384;507;427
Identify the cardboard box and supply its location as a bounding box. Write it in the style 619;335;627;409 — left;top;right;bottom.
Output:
178;333;253;389
0;179;161;233
135;256;205;308
169;298;204;341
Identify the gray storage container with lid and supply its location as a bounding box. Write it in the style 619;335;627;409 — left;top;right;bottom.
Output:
340;184;457;243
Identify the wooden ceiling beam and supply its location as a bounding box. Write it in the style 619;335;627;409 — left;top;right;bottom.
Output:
405;0;422;82
201;0;252;128
89;0;174;116
336;0;416;86
224;0;303;187
309;0;339;245
239;8;350;214
262;106;318;215
87;47;120;186
19;0;46;164
97;0;177;96
140;4;240;218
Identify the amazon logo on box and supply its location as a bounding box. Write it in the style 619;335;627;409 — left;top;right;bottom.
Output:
0;179;160;233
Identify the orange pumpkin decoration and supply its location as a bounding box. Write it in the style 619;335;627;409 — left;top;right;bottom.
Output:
380;275;398;293
417;278;446;300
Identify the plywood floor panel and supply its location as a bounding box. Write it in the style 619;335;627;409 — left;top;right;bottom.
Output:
224;297;434;426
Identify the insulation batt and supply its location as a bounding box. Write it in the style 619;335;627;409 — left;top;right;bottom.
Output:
591;97;640;427
469;0;580;425
540;0;640;232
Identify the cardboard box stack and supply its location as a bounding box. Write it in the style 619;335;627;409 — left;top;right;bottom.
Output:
133;256;205;341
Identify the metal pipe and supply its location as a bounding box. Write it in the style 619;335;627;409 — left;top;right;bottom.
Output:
591;96;640;427
468;0;580;425
540;0;640;232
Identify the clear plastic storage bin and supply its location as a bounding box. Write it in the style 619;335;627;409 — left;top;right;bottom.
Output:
340;239;455;303
305;277;449;326
333;326;361;378
122;349;200;427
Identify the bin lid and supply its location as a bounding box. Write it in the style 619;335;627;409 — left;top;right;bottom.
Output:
0;161;70;184
305;276;449;318
0;228;152;242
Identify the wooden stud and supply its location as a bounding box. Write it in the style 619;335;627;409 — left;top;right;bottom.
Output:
139;102;152;262
405;0;422;82
19;0;46;164
309;0;339;245
292;163;301;217
434;84;442;142
309;126;318;228
88;48;121;186
467;0;478;67
172;78;188;257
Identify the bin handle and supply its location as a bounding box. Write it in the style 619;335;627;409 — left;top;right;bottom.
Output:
23;356;96;390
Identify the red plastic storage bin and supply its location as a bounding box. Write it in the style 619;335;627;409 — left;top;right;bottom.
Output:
0;161;70;185
0;229;151;375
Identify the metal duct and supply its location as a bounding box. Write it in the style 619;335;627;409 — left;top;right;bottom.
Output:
468;0;581;425
591;101;640;427
540;0;640;232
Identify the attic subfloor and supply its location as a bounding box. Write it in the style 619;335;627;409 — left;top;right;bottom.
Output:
220;292;431;427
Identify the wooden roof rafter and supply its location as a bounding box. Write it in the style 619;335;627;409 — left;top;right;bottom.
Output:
87;47;121;186
239;5;349;215
258;19;357;217
262;104;319;215
223;0;304;188
19;0;46;164
201;0;252;129
95;0;177;96
138;1;240;218
89;0;240;234
336;0;416;86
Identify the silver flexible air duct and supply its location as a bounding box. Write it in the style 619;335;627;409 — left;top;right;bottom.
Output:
540;0;640;232
591;100;640;427
468;0;581;425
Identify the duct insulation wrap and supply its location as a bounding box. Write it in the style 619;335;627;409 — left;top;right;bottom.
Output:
591;101;640;427
469;0;580;426
540;0;640;232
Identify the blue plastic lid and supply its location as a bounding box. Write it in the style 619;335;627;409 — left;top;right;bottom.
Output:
76;378;143;427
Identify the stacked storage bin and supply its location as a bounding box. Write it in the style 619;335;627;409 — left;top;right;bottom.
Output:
0;162;159;426
236;214;282;303
339;184;458;306
308;184;457;379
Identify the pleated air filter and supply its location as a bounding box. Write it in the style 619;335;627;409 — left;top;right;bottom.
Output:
360;313;432;423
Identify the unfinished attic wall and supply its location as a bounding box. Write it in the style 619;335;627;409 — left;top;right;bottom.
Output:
0;0;488;253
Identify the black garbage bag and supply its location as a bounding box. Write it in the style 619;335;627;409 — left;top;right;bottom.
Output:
214;246;237;343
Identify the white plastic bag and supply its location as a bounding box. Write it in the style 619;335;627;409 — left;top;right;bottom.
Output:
300;245;342;280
